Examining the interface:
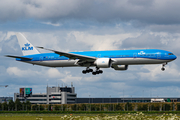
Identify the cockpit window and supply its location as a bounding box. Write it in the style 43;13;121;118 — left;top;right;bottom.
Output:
168;53;174;55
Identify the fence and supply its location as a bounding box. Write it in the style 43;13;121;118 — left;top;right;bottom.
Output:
1;100;180;111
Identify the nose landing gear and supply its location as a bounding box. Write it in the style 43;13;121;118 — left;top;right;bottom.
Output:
161;67;165;71
161;63;167;71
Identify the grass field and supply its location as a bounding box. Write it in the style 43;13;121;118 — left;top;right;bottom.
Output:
0;112;180;120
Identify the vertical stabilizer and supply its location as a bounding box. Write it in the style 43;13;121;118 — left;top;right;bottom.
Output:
16;33;40;56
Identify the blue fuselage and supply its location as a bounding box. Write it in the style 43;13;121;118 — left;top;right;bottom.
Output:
16;49;177;67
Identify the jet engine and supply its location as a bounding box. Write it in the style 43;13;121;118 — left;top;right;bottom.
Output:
94;58;111;68
112;65;128;70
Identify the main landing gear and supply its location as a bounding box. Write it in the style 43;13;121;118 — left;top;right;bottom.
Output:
161;63;167;71
82;67;93;74
92;67;103;75
82;67;103;75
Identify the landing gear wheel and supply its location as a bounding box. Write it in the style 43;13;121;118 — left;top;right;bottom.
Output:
92;72;96;75
161;68;165;71
82;67;93;74
86;69;90;73
82;70;87;74
89;69;93;72
99;70;103;74
96;71;100;74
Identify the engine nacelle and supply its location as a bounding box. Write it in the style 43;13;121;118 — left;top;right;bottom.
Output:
112;65;128;70
95;58;111;68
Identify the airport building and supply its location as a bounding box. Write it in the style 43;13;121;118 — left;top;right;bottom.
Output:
0;97;13;103
76;98;179;103
14;84;77;104
14;84;180;104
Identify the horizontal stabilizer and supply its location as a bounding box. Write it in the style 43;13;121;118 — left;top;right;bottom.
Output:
5;55;32;60
36;46;44;49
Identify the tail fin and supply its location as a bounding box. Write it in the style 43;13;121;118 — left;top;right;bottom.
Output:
16;33;40;56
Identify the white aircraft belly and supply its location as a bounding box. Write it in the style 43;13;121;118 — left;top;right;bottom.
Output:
113;58;171;65
24;60;78;67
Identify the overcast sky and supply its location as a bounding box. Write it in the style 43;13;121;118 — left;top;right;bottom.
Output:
0;0;180;99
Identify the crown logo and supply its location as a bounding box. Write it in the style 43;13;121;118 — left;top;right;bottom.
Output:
24;43;30;47
138;51;145;55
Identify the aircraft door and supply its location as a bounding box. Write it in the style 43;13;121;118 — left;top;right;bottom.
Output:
157;52;161;59
133;53;137;59
39;56;43;61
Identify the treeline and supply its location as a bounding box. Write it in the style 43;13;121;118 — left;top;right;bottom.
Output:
0;99;31;111
1;99;180;111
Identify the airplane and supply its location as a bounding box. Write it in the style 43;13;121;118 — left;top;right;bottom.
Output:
6;33;177;75
0;85;8;87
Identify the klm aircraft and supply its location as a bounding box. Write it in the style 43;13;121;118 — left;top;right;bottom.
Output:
6;33;177;75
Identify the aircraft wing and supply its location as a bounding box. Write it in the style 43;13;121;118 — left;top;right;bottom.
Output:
37;47;96;61
5;55;33;60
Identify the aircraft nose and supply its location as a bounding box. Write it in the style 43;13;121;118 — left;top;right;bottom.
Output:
173;55;177;60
